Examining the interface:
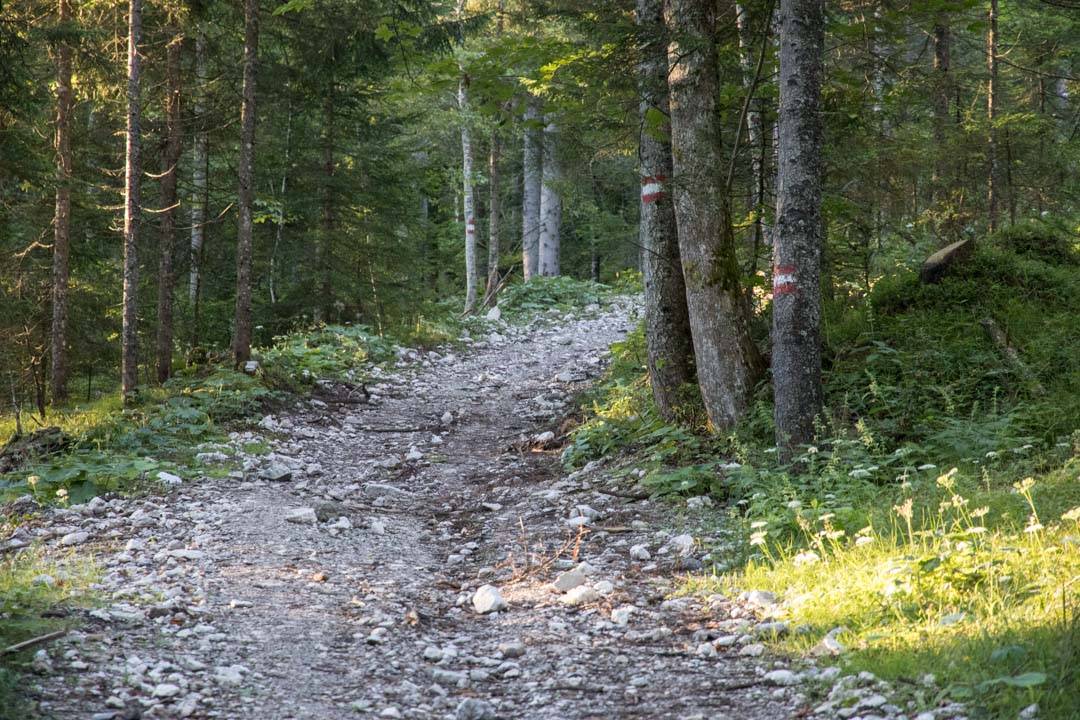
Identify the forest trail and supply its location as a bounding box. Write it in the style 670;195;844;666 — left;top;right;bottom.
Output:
30;300;806;720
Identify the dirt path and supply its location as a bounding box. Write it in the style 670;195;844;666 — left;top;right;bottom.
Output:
22;300;812;720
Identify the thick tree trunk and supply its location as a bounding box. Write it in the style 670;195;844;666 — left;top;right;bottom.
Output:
486;130;501;300
233;0;258;367
50;0;73;401
121;0;142;403
665;0;763;431
772;0;825;455
931;19;950;199
459;74;479;312
155;32;182;383
538;118;562;276
636;0;693;421
189;26;207;307
986;0;999;233
521;95;542;281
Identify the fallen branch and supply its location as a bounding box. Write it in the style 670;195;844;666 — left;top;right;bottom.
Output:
2;629;67;655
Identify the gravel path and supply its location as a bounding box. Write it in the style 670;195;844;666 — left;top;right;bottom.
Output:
15;300;821;720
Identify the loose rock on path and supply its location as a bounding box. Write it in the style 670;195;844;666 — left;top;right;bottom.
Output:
17;299;835;720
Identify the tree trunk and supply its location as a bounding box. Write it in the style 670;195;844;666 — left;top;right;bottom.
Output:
986;0;999;233
50;0;73;402
189;26;207;307
665;0;763;431
521;94;542;281
155;31;182;383
317;91;335;321
931;19;950;200
270;101;292;306
458;73;479;312
636;0;693;422
538;117;562;276
486;129;501;300
121;0;142;403
734;3;770;257
772;0;825;455
233;0;258;367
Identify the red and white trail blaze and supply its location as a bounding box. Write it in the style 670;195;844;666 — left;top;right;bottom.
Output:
773;264;797;295
640;175;666;204
466;217;476;235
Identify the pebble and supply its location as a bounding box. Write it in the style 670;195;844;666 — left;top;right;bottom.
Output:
629;544;651;561
561;585;600;606
497;640;525;659
764;669;799;686
59;531;89;546
552;569;587;592
152;683;182;698
456;698;496;719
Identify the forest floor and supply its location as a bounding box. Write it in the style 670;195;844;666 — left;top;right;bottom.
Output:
11;298;833;720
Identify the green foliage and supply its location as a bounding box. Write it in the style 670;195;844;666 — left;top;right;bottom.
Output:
0;548;97;719
259;324;396;389
498;276;613;322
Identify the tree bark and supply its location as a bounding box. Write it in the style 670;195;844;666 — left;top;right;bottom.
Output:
538;117;562;276
772;0;825;455
665;0;763;431
486;129;501;300
121;0;142;403
317;90;335;321
986;0;999;233
521;94;542;281
233;0;258;367
458;73;479;312
931;19;950;200
155;31;182;383
734;3;771;257
50;0;73;401
636;0;693;421
189;25;208;346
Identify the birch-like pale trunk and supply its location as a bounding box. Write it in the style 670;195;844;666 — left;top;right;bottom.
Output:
50;0;74;401
189;26;207;308
772;0;825;455
521;95;542;281
270;102;292;306
233;0;258;367
458;73;479;312
636;0;693;421
121;0;142;402
665;0;763;431
538;117;562;276
155;31;182;383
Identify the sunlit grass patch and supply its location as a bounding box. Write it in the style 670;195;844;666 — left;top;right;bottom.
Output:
685;463;1080;719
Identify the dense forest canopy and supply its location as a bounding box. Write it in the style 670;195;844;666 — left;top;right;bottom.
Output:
1;0;1074;411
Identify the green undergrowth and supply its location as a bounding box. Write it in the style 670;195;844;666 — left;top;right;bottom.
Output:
497;274;630;322
568;223;1080;718
0;546;98;719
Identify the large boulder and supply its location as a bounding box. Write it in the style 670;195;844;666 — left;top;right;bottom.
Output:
919;239;973;284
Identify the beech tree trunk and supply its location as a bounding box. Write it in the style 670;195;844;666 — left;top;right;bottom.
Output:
772;0;825;455
458;73;479;312
636;0;693;421
189;25;208;342
665;0;763;431
121;0;142;403
538;117;562;276
521;95;542;281
50;0;73;401
155;32;182;383
233;0;258;367
986;0;999;233
486;130;501;299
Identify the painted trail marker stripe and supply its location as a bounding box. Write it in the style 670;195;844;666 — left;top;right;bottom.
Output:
773;264;797;295
641;176;667;204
